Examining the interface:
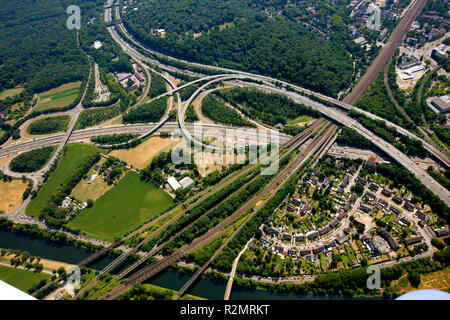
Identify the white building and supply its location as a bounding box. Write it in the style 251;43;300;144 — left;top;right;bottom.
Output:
179;176;195;189
167;176;182;191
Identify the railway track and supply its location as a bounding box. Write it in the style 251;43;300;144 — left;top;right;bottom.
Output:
76;119;326;299
97;122;335;300
343;0;427;105
175;124;338;299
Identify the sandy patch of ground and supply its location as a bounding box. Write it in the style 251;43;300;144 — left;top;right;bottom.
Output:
419;268;450;291
194;151;246;177
1;253;70;273
0;157;10;167
110;136;182;169
388;268;450;295
0;180;27;213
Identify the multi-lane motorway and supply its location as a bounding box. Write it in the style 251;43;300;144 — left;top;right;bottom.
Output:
104;2;450;167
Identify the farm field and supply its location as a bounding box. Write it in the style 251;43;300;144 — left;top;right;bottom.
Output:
26;143;100;217
110;136;181;169
0;179;28;213
0;88;23;100
0;265;51;293
67;171;175;241
33;82;81;112
71;173;114;202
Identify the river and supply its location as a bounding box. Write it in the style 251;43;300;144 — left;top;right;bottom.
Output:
0;230;378;300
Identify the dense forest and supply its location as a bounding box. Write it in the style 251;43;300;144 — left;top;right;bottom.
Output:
123;0;359;97
9;146;56;173
0;0;97;93
27;116;71;135
217;87;321;126
201;94;254;127
123;96;168;124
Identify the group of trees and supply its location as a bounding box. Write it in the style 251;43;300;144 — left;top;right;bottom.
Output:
123;0;356;98
0;217;103;252
336;127;373;149
356;68;416;132
27;116;70;136
217;88;320;126
123;96;167;124
79;20;133;74
201;94;253;127
9;146;56;173
118;283;174;300
148;72;167;98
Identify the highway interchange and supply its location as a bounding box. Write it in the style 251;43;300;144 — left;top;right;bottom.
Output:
0;0;449;299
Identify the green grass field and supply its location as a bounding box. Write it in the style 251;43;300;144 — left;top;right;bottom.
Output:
0;87;24;100
34;82;81;112
0;265;51;293
26;144;100;217
68;171;175;241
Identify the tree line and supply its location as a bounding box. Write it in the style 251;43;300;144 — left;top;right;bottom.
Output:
348;110;429;158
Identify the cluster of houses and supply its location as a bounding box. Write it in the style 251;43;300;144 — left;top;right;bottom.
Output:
60;196;88;211
101;163;116;178
357;179;423;217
